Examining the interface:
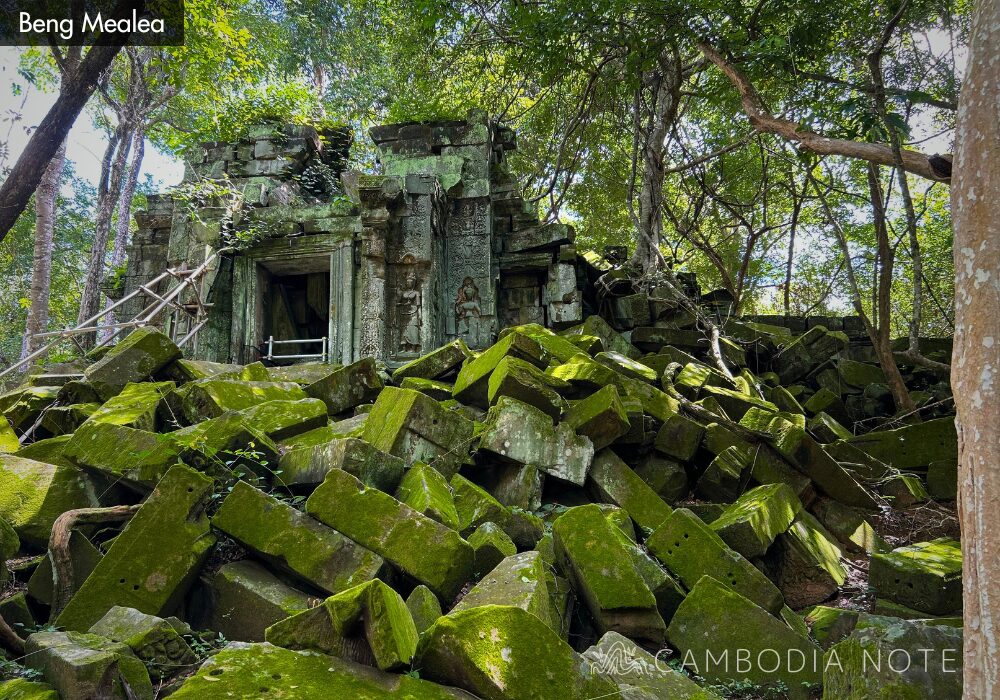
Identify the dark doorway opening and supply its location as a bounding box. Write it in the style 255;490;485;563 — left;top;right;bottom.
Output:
259;261;331;364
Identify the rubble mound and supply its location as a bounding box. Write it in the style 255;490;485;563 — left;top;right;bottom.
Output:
0;311;960;699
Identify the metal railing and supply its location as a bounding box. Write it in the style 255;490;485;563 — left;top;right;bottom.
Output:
1;249;229;380
262;336;328;363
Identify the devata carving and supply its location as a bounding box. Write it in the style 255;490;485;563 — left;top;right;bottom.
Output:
397;271;422;353
455;277;482;340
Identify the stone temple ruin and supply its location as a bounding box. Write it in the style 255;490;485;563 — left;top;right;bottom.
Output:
123;113;583;366
0;116;963;699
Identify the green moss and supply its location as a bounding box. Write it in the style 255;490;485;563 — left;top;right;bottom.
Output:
405;585;442;635
306;469;474;600
84;327;181;401
64;422;183;489
202;560;312;642
392;339;470;381
212;480;385;595
303;358;383;415
24;630;153;700
0;417;20;453
452;332;547;406
266;579;418;671
869;538;962;615
0;455;100;549
84;381;175;432
451;474;510;534
0;678;60;699
414;605;617;700
467;522;517;576
236;398;328;440
709;483;801;559
395;462;459;529
563;385;629;450
56;465;216;631
487;355;567;419
278;437;405;490
587;449;672;532
181;380;308;423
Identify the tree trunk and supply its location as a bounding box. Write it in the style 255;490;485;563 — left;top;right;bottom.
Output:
76;126;134;347
631;45;682;273
952;0;1000;694
100;132;145;343
0;44;126;241
20;139;68;362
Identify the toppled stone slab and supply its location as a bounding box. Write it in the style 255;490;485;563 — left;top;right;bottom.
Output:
583;631;721;699
414;605;616;700
487;355;567;419
451;474;511;534
553;505;665;642
64;422;182;489
180;379;308;423
647;508;783;614
668;576;821;697
869;538;962;615
362;386;475;477
0;416;18;452
306;468;474;600
587;449;673;532
39;402;99;437
774;325;848;384
169;412;277;480
236;398;328;440
89;606;197;678
0;385;60;432
709;483;801;559
767;512;847;609
198;559;313;643
824;615;962;699
83;328;181;401
57;465;216;631
452;551;554;629
279;437;405;490
452;331;547;406
392;339;471;381
467;522;516;575
303;358;383;415
83;381;174;432
266;579;418;671
406;585;443;635
0;678;60;698
24;630;153;700
844;416;957;470
394;462;459;528
0;455;100;548
28;530;102;606
563;384;630;450
212;480;385;595
479;397;594;486
169;642;476;699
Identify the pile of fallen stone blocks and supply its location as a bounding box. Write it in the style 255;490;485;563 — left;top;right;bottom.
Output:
0;313;960;698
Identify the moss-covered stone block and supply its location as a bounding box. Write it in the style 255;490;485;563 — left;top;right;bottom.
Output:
710;483;801;559
844;417;956;471
306;468;474;600
869;538;962;615
653;414;705;463
587;449;673;533
64;422;182;489
479;397;593;486
266;579;418;671
84;381;175;432
546;352;620;394
169;642;473;699
467;522;516;575
395;462;459;529
0;416;18;453
362;386;474;477
89;606;197;679
926;459;957;500
0;455;100;549
400;376;454;400
181;379;308;423
823;616;962;699
594;351;658;383
212;480;385;594
767;512;847;609
487;355;567;419
0;386;59;432
695;446;748;502
563;385;630;450
453;550;553;629
0;591;34;630
303;358;383;415
37;403;98;437
553;504;665;642
415;605;617;700
0;678;59;699
28;530;102;606
452;332;547;407
24;630;153;700
450;473;510;534
582;631;722;699
392;339;471;381
647;508;784;614
57;465;216;631
84;327;181;401
406;585;442;635
668;576;821;697
774;326;848;384
807;411;852;443
199;560;312;642
237;398;328;440
279;437;405;491
879;473;929;508
485;463;543;511
811;497;886;554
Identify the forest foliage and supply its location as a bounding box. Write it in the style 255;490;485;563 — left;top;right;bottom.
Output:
0;0;968;365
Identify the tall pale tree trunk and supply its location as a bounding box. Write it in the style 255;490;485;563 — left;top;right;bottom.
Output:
631;44;682;273
952;0;1000;695
99;132;145;343
20;140;68;361
76;126;133;346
